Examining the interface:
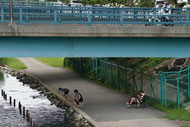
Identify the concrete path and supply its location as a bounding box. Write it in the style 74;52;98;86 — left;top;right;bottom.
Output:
18;58;189;127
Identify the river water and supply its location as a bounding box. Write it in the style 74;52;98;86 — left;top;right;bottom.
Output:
0;71;75;127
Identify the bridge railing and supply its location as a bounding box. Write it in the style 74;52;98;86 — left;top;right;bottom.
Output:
0;5;189;26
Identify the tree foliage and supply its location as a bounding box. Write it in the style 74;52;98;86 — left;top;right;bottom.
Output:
168;0;178;7
81;0;134;7
138;0;154;7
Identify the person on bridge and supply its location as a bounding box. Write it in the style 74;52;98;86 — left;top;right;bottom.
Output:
127;90;145;107
73;89;83;107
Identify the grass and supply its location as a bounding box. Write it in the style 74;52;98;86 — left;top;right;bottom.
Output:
160;108;190;121
138;58;170;72
146;98;190;122
4;58;27;70
35;57;64;67
181;125;190;127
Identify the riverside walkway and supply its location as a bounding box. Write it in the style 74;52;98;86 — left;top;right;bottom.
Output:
18;58;189;127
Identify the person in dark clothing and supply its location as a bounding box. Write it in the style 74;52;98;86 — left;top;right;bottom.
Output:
127;90;145;107
73;89;83;107
58;88;69;95
58;88;70;101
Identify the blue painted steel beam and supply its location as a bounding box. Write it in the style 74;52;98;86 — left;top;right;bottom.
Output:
0;37;190;57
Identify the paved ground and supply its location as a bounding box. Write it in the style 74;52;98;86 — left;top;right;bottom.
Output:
18;58;189;127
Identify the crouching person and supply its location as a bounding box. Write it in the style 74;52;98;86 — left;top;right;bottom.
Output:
73;89;84;107
58;88;69;100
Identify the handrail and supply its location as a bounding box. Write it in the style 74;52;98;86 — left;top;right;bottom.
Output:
0;5;189;26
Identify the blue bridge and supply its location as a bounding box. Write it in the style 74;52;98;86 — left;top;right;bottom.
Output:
0;4;190;57
0;4;189;26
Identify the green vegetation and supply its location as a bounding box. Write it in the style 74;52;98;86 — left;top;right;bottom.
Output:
138;0;154;7
1;58;27;70
35;57;64;67
81;0;152;7
81;0;185;7
181;125;190;127
146;98;190;122
109;57;169;72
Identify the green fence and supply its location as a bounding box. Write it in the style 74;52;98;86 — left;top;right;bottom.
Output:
64;58;158;97
64;58;190;108
159;65;190;108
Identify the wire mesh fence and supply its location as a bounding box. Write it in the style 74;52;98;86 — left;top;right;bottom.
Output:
159;66;190;108
64;58;190;108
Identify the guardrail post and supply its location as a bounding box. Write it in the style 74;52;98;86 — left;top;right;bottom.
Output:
26;110;29;121
177;73;180;108
1;8;4;25
164;73;167;108
153;8;156;26
141;72;143;90
88;8;92;26
9;0;13;25
159;73;163;107
118;65;120;90
95;58;98;80
1;90;3;96
26;14;29;25
120;8;124;26
104;61;106;82
9;96;12;105
19;102;22;114
124;67;127;93
13;99;16;107
23;106;25;118
54;8;57;26
111;62;113;85
187;8;189;27
19;8;22;25
188;67;190;98
150;78;152;101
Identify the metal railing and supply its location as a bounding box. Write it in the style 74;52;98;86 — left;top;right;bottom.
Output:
159;65;190;108
65;58;190;108
0;5;190;26
64;58;157;99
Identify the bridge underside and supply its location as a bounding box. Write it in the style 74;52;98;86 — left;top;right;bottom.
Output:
0;37;189;57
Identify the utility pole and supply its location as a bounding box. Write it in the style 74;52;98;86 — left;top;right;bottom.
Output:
9;0;13;25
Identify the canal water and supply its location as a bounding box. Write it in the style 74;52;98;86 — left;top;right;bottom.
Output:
0;71;75;127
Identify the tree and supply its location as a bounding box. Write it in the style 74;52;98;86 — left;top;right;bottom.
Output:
138;0;154;7
168;0;178;7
